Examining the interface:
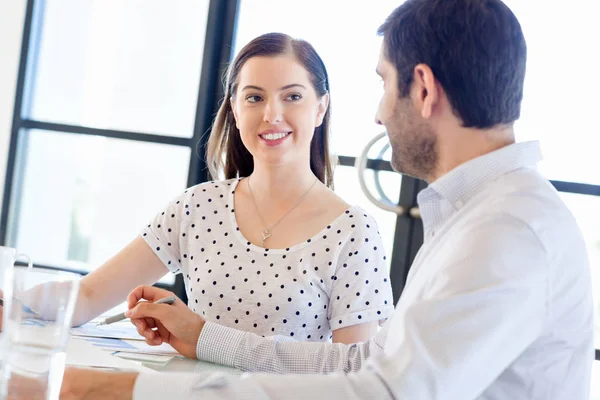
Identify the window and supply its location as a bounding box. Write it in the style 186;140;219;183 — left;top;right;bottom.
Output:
506;0;600;185
592;362;600;400
560;193;600;352
11;131;190;270
30;0;209;137
1;0;218;288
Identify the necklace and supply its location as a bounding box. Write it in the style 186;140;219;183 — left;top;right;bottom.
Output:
247;176;319;247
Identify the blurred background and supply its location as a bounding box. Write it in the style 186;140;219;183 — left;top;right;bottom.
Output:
0;0;598;395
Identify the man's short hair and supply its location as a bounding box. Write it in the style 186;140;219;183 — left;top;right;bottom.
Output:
378;0;527;128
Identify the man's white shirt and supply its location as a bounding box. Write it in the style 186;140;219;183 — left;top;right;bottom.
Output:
134;141;594;400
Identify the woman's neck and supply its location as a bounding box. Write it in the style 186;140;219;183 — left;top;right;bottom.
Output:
247;161;319;204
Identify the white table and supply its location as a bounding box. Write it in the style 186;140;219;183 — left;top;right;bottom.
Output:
66;336;241;376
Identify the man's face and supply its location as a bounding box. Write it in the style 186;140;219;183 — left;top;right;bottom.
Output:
374;43;438;181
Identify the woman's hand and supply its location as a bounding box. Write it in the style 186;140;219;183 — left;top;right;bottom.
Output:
126;285;205;359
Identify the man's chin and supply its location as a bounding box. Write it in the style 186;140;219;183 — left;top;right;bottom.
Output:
391;160;424;181
391;157;410;177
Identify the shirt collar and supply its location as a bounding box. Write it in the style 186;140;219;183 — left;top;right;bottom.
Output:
416;141;543;234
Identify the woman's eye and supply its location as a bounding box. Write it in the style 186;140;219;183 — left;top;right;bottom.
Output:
286;93;302;101
246;95;262;103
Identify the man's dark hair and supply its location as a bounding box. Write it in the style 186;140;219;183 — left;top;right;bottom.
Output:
378;0;527;129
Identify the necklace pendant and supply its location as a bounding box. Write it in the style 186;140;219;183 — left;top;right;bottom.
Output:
261;229;272;242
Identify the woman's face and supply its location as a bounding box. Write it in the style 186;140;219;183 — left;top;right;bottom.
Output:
231;54;329;169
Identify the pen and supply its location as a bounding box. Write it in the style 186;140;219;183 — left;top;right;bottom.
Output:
96;296;177;326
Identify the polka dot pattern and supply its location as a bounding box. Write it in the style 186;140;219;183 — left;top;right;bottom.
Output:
141;179;394;342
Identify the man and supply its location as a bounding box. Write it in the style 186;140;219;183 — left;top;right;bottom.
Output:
58;0;597;398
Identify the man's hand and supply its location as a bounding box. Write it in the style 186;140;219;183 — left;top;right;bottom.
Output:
60;368;137;400
126;285;206;359
2;371;46;400
0;368;136;400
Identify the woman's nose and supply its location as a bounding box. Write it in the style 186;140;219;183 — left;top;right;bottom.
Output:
263;101;283;124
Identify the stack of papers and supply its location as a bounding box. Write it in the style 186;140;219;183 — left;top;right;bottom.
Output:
66;338;154;372
78;336;179;356
71;321;143;341
70;321;179;364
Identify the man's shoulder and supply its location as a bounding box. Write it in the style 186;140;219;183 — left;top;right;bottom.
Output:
481;168;568;222
471;168;584;254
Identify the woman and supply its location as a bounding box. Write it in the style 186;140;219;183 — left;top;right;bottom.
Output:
0;33;393;352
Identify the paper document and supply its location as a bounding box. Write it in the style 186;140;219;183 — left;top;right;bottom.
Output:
114;352;175;364
67;338;154;372
78;336;180;356
122;339;180;355
71;321;144;341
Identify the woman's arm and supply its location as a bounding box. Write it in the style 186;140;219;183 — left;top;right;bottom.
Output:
72;236;168;326
326;211;394;345
332;321;379;344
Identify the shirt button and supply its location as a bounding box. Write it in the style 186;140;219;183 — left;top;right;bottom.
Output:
455;200;464;209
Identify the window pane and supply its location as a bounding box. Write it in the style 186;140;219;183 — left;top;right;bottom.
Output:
559;193;600;350
234;0;400;156
506;1;600;185
333;166;401;271
8;130;191;284
592;362;600;400
30;0;210;137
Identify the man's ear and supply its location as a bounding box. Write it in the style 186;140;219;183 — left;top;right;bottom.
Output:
315;93;330;127
412;64;439;120
230;97;240;129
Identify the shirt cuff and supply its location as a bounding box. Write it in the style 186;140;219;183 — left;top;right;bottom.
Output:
133;371;268;400
133;372;201;400
197;322;246;368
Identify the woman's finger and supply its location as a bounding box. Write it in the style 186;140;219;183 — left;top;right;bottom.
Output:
127;286;175;309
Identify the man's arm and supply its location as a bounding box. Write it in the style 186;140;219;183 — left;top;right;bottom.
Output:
197;320;387;374
133;368;395;400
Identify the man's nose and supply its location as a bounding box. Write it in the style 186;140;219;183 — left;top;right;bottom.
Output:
374;102;384;125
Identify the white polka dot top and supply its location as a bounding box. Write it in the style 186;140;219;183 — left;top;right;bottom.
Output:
141;179;394;342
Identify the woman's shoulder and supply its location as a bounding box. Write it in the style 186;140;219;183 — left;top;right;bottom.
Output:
159;179;240;215
341;205;380;228
316;205;382;249
182;178;241;198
